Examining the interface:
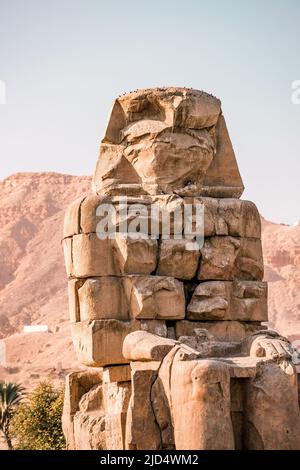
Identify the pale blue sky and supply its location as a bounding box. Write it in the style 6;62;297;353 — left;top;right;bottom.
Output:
0;0;299;223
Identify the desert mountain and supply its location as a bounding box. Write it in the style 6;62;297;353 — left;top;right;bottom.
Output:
262;217;300;337
0;172;299;389
0;173;91;389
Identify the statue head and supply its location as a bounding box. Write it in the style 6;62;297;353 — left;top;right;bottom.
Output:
93;87;244;198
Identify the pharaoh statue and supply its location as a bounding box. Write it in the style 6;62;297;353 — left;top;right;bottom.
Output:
62;87;300;450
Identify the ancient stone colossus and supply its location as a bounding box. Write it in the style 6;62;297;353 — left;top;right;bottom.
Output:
62;87;300;450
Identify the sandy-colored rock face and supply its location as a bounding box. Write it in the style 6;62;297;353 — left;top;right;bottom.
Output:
63;87;300;450
187;281;268;321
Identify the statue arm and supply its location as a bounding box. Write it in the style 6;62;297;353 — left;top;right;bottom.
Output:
243;330;299;362
122;330;201;363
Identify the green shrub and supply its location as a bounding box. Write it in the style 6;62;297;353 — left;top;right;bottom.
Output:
9;381;65;450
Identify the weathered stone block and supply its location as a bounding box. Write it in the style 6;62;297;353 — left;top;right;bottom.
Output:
72;234;119;277
102;365;131;384
187;281;268;322
140;319;167;338
79;193;109;234
126;361;162;450
244;362;300;449
63;369;131;450
174;91;221;129
123;331;178;362
71;319;139;367
123;275;185;320
71;319;168;367
113;236;158;274
175;320;265;342
63;196;85;238
63;371;102;418
157;239;200;280
73;409;106;450
217;199;261;238
68;278;84;323
70;277;179;324
78;278;129;321
62;370;102;449
63;237;73;277
198;236;263;281
102;381;132;450
93;143;146;197
79;193;184;237
70;234;157;277
78;383;103;413
202;114;244;198
64;194;261;243
187;198;261;238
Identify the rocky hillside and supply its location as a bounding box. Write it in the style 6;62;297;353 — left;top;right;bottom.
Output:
262;218;300;336
0;173;91;389
0;172;299;389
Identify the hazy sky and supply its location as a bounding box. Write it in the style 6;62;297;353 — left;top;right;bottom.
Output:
0;0;299;223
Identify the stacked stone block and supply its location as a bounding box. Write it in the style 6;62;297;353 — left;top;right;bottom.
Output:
63;193;267;366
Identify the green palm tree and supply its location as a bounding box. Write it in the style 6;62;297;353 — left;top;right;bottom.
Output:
0;381;24;450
